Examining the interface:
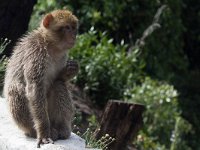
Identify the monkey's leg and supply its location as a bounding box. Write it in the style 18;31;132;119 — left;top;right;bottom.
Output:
7;85;36;138
48;80;74;140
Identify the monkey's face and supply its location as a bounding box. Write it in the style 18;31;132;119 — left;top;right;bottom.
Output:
42;10;79;50
57;23;78;49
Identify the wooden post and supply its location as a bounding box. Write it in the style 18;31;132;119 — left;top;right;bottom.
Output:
95;100;145;150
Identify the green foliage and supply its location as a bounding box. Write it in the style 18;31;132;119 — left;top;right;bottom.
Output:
69;28;144;106
142;2;188;80
29;0;61;30
170;117;192;150
29;0;198;149
69;30;192;149
77;128;115;150
124;77;192;149
30;0;187;81
0;39;10;88
30;1;184;49
125;77;179;143
0;38;11;53
175;71;200;149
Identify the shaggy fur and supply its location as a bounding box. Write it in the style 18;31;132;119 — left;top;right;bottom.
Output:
3;9;79;148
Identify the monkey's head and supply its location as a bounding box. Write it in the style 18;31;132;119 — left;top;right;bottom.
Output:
41;10;79;49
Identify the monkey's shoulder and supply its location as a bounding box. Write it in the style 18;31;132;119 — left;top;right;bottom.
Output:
12;31;48;57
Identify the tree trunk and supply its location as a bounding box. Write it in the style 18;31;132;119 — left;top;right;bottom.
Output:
95;100;145;150
0;0;37;57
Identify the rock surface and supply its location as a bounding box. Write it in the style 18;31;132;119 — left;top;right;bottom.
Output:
0;97;90;150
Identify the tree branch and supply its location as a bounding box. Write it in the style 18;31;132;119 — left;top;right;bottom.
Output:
130;5;167;51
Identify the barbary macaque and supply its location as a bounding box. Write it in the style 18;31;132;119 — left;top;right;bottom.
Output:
3;9;79;148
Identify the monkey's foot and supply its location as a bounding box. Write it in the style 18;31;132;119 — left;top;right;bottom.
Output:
24;129;37;138
51;128;59;141
58;128;71;139
37;138;54;148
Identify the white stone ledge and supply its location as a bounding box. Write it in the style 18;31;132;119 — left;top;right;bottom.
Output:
0;97;94;150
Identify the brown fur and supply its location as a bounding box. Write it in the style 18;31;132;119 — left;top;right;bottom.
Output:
3;9;79;148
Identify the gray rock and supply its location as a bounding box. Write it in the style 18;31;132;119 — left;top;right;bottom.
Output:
0;97;93;150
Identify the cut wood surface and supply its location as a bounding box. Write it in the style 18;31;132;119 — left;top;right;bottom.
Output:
96;100;145;150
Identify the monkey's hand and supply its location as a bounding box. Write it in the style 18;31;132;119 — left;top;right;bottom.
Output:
65;60;79;78
37;137;54;148
59;60;79;81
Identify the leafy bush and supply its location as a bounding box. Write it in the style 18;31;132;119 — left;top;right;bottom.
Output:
29;0;61;30
69;30;192;149
29;1;197;149
124;77;192;150
0;39;10;89
69;28;144;107
76;128;115;149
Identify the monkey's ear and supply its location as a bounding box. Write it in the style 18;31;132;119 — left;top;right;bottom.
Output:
43;13;53;28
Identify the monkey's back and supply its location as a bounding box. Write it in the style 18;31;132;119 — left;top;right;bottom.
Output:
3;31;48;97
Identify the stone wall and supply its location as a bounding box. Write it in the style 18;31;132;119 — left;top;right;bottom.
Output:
0;97;94;150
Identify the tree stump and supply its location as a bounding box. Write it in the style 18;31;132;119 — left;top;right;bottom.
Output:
95;100;145;150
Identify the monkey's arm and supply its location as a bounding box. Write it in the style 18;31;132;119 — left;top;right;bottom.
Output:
24;54;53;147
58;60;79;82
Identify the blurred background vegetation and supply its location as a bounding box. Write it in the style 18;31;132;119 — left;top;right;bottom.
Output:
1;0;200;149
